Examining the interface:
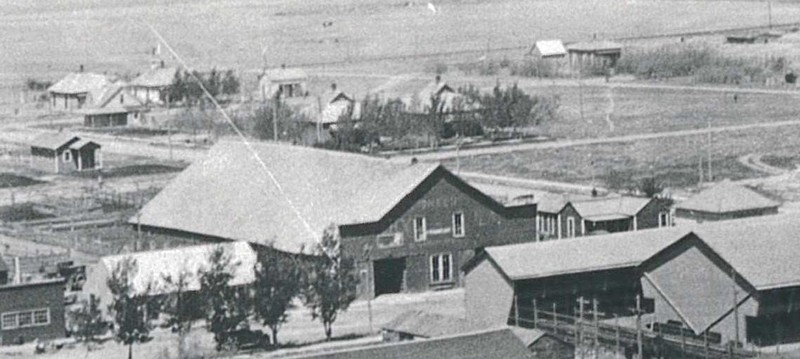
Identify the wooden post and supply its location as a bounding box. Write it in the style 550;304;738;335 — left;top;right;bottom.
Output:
593;298;599;359
636;295;643;359
704;331;709;359
533;299;538;329
615;315;620;356
514;293;520;326
733;268;740;347
553;302;558;335
578;297;584;358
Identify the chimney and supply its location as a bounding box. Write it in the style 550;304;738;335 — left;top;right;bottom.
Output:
79;64;84;73
331;83;337;92
435;75;441;84
13;257;21;284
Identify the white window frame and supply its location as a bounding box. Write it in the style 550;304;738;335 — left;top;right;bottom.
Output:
567;217;576;237
0;308;50;330
659;211;670;227
413;216;427;242
63;150;71;162
430;253;453;283
452;212;465;238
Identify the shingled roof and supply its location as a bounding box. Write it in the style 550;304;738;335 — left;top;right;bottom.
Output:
288;328;534;359
129;67;179;88
675;182;780;214
571;196;652;221
47;72;111;95
134;140;466;253
30;132;81;151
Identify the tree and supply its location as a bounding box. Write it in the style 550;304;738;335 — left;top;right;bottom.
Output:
603;168;634;193
638;176;664;198
479;83;558;137
162;268;196;359
197;245;249;351
68;295;107;343
302;226;359;340
253;248;303;346
221;70;241;96
107;257;159;359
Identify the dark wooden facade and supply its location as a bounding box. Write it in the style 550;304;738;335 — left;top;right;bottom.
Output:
0;279;66;345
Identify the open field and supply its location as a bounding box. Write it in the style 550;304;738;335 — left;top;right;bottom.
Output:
443;123;800;189
3;0;800;92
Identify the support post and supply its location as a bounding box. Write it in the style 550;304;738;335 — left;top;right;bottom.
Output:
636;294;643;359
533;299;538;329
514;293;520;326
552;302;558;335
615;315;620;356
593;297;599;359
733;269;740;347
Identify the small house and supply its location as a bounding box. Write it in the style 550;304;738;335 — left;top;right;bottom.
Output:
674;182;780;223
566;40;623;69
402;75;462;114
82;84;147;127
30;133;102;173
47;67;111;111
0;278;66;345
128;64;179;105
528;40;567;58
259;66;308;100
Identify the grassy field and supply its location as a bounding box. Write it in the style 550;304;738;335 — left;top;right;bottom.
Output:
2;0;800;92
444;123;800;188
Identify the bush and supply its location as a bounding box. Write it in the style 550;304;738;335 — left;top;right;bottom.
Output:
509;58;559;78
457;60;500;76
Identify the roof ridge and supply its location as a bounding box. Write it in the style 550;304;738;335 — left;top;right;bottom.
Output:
101;242;244;262
214;139;413;166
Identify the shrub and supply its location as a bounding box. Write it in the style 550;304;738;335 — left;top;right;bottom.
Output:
509;58;559;78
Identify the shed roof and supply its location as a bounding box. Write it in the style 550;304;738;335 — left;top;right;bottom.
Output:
566;40;623;53
382;310;481;338
30;133;81;151
134;140;476;253
96;242;256;296
532;40;567;57
47;72;111;95
693;215;800;291
481;226;690;280
287;328;534;359
675;182;779;214
263;68;308;83
129;67;179;88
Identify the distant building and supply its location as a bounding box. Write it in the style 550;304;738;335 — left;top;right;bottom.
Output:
30;133;102;173
528;40;567;58
259;66;308;100
47;67;111;111
536;195;672;239
83;242;256;318
134;141;537;298
128;64;179;105
674;182;780;223
402;75;462;114
0;278;66;345
286;327;537;359
566;40;623;69
0;258;7;286
81;83;147;128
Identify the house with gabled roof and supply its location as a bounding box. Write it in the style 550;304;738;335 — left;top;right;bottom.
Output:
640;216;800;347
81;83;147;128
133;140;537;298
259;66;308;100
674;182;780;223
29;133;102;173
528;40;567;58
128;63;179;105
536;195;672;239
47;68;111;111
566;40;623;69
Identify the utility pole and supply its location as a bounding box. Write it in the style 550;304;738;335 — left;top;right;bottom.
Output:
707;122;712;182
273;92;280;141
733;269;740;347
768;0;773;29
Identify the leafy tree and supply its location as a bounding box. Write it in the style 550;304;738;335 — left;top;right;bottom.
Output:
253;248;303;346
107;257;159;359
197;246;250;351
68;295;107;343
603;168;634;193
638;176;665;198
162;268;196;359
221;70;241;96
302;226;359;340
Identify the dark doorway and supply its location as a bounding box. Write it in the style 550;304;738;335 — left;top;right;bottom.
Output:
374;257;406;297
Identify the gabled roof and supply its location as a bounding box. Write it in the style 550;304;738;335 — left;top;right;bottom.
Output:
531;40;567;57
692;215;800;291
129;67;179;88
287;328;534;359
675;182;780;214
47;72;111;95
382;310;482;338
509;327;549;347
96;242;256;296
571;196;652;221
135;140;498;253
536;192;593;214
479;226;690;280
30;132;81;151
68;139;101;150
263;67;308;83
566;40;623;53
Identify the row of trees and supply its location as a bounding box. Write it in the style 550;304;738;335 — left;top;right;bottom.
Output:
74;231;358;359
166;69;241;106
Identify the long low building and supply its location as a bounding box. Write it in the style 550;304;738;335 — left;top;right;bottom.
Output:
463;215;800;348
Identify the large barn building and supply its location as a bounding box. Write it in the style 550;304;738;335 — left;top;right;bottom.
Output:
134;141;537;298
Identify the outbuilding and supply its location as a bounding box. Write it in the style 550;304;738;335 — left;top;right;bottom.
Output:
82;84;147;128
30;133;102;173
566;40;623;69
528;40;567;58
259;66;308;100
674;182;780;223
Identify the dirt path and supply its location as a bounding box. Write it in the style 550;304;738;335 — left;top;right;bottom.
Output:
738;153;789;176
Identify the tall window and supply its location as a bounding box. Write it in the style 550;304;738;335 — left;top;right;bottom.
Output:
452;212;465;237
430;253;452;283
63;150;71;162
567;217;576;237
414;216;427;241
659;212;670;227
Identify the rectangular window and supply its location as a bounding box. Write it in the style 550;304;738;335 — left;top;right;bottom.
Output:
414;217;427;241
430;253;453;283
63;151;71;162
452;212;465;237
659;212;670;227
1;313;16;329
567;217;576;237
17;312;32;327
34;309;49;325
